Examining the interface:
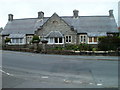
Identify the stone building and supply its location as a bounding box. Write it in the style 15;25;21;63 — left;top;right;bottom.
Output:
1;10;119;45
0;28;3;46
118;1;120;27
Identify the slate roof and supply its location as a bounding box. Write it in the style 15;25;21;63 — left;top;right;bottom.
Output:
62;16;118;34
1;14;119;36
87;32;107;37
46;31;63;38
9;34;25;38
2;18;49;35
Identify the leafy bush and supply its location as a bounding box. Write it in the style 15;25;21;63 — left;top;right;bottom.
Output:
54;46;64;50
64;44;91;51
5;37;11;43
32;35;40;43
98;36;120;51
78;43;90;51
47;44;94;51
92;48;98;51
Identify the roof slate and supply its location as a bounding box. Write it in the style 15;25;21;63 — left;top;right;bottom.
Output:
1;15;119;36
87;32;107;37
62;16;118;34
9;34;25;38
46;31;63;38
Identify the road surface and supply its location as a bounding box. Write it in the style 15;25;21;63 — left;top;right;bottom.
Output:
2;50;118;88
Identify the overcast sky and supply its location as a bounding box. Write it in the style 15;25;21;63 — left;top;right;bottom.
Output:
0;0;119;28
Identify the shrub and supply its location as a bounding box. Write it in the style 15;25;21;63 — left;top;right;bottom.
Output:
31;35;40;43
92;48;98;51
78;43;89;51
5;37;11;44
54;46;64;50
64;44;78;51
98;36;120;51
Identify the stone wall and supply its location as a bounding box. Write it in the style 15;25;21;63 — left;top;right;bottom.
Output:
36;13;77;44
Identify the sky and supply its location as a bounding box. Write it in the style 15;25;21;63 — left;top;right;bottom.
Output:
0;0;119;28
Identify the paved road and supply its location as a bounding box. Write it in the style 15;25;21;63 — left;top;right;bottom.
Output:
2;50;118;88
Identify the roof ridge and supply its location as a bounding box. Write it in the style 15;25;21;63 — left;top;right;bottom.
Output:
61;15;109;18
13;17;50;20
13;15;109;20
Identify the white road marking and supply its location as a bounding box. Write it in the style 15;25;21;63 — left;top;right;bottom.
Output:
63;79;72;83
0;69;13;76
89;83;93;85
41;76;48;79
97;83;103;86
73;80;82;84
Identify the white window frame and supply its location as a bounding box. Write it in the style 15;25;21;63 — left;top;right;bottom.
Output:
20;38;23;43
10;38;24;45
88;37;98;44
79;35;87;43
47;37;64;44
27;36;33;44
65;35;72;43
49;37;54;43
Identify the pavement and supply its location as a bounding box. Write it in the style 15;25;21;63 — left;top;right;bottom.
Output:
1;50;119;88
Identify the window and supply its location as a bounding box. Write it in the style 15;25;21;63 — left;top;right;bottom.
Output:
47;37;63;44
89;37;98;43
50;38;53;43
12;39;15;43
20;39;23;43
11;38;23;44
94;37;97;42
14;39;16;43
65;35;72;43
55;38;63;44
89;37;92;42
80;35;86;43
84;36;86;42
59;38;62;43
16;39;19;43
69;36;72;42
80;36;83;42
66;36;68;42
55;38;58;43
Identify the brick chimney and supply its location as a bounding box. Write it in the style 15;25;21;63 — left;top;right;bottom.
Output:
38;11;44;19
73;10;79;18
8;14;13;21
109;10;114;18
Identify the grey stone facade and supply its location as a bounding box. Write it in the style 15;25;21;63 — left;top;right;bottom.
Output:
36;13;77;44
0;28;3;47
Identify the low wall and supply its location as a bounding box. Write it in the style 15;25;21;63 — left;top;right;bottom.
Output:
2;44;120;56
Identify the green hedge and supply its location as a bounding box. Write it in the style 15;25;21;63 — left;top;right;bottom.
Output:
98;36;120;51
48;44;93;51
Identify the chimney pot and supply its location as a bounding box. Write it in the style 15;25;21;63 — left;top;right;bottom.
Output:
38;11;44;19
73;10;79;18
8;14;13;21
109;10;114;18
